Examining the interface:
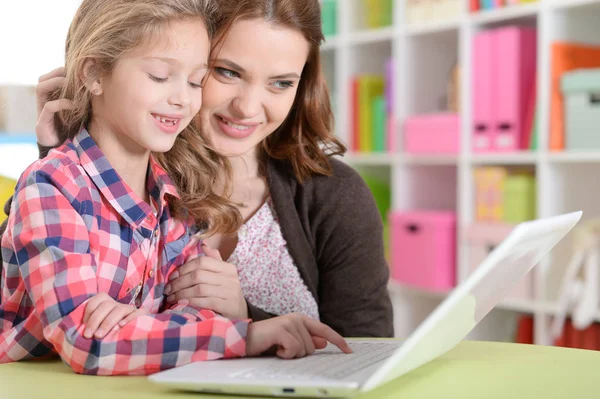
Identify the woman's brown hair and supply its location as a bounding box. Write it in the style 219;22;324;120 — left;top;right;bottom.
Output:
212;0;347;183
55;0;241;235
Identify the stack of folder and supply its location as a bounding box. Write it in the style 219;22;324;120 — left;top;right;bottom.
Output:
473;167;536;223
361;0;393;29
470;0;538;13
350;75;385;153
472;26;537;153
349;58;395;153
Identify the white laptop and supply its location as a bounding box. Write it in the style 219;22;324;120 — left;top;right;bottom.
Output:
149;211;582;398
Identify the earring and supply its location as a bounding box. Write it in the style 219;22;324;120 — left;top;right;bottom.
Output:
93;89;99;95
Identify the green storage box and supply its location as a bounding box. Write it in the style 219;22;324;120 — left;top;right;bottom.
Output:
561;68;600;150
321;0;337;37
502;175;536;223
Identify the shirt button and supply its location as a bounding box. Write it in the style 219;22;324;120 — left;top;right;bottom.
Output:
148;270;155;278
135;297;142;307
153;229;159;238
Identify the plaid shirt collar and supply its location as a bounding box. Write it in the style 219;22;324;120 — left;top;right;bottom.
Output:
71;128;180;228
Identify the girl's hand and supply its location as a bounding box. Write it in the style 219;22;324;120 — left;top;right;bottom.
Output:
165;243;248;320
83;293;148;339
245;313;353;358
35;66;73;147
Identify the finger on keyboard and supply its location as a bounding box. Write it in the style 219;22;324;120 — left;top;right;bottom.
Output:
305;319;352;354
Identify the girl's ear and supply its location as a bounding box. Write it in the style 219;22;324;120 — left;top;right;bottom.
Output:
80;58;103;96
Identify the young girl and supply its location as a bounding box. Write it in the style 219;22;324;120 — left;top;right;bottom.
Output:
0;0;350;375
5;0;394;339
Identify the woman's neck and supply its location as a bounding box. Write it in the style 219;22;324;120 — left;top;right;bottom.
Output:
88;120;151;204
219;145;268;213
227;145;261;181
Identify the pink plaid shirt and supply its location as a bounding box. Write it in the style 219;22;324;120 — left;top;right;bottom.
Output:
0;129;248;375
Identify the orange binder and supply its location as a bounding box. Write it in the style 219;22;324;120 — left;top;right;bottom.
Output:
550;42;600;151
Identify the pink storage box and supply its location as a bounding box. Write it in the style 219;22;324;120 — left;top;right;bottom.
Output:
404;113;460;154
466;223;533;300
389;211;456;292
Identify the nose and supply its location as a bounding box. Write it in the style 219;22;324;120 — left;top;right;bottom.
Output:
168;81;193;108
231;84;261;118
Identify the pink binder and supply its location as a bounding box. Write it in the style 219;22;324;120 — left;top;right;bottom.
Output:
493;27;537;152
472;31;495;153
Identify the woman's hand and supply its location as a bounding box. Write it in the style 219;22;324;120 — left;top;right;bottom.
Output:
35;66;73;146
165;243;249;320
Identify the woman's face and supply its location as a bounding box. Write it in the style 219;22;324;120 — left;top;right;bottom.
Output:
198;18;310;157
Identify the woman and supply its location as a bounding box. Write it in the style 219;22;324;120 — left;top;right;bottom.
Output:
2;0;394;338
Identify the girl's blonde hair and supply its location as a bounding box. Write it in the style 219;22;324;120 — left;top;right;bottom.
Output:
56;0;242;236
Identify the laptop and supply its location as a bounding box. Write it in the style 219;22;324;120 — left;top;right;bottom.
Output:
149;211;582;398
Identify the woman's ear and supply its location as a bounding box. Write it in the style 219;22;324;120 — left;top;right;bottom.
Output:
80;58;103;96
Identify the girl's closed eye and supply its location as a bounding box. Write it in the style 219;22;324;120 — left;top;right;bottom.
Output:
148;73;168;83
149;73;202;89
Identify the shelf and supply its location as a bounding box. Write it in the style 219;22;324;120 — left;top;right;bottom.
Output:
403;154;459;165
471;152;538;165
469;2;539;25
342;153;400;166
544;302;600;323
403;19;462;37
546;151;600;163
497;298;540;313
348;26;395;45
549;0;600;10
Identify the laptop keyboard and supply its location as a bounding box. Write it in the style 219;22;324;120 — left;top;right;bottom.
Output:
230;341;401;381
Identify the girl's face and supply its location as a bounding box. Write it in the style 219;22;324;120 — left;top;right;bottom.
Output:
198;18;310;158
92;19;210;154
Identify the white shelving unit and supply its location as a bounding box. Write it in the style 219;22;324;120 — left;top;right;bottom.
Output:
321;0;600;345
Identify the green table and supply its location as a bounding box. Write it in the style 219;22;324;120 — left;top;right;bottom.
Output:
1;341;598;398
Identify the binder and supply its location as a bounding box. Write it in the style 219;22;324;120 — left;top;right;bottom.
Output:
472;30;495;152
358;76;385;152
493;27;537;152
372;95;387;152
550;42;600;151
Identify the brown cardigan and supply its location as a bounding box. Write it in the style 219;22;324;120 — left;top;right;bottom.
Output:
1;147;394;338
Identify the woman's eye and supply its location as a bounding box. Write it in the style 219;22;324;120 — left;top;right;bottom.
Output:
148;74;168;83
216;67;240;79
273;80;293;90
188;82;202;89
